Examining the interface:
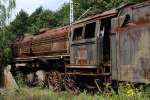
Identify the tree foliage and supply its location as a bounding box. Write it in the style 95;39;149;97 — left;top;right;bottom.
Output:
54;3;70;26
0;0;16;67
28;7;58;33
9;0;146;35
0;0;15;28
8;10;29;35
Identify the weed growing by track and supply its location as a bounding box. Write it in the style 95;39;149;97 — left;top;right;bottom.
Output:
0;83;150;100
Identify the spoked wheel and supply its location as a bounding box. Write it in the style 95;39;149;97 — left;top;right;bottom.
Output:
63;75;79;94
47;70;61;91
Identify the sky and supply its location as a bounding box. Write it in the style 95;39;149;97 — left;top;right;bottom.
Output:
14;0;69;16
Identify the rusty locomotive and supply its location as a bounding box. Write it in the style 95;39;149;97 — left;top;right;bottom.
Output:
11;1;150;92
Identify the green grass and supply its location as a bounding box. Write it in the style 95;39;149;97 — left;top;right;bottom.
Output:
0;84;150;100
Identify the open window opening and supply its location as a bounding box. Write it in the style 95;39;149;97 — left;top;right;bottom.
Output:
73;27;83;41
100;18;111;63
122;14;131;27
84;22;96;39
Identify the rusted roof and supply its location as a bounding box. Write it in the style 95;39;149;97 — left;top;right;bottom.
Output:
17;26;69;44
20;35;33;43
33;26;69;41
73;9;117;25
132;0;150;9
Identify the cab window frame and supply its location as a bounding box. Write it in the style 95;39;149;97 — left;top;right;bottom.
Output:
84;21;96;39
72;25;84;41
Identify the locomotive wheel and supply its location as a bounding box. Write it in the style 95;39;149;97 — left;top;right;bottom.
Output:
63;75;79;94
47;70;61;91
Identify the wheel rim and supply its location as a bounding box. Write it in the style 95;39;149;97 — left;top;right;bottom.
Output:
64;75;79;93
47;71;61;91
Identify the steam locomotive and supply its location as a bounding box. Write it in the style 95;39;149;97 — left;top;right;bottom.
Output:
11;1;150;92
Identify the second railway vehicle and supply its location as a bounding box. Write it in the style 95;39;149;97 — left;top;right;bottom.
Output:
11;1;150;92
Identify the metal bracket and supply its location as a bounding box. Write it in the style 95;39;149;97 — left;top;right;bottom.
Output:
94;79;102;93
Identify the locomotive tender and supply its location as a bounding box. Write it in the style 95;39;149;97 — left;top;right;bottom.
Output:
11;1;150;92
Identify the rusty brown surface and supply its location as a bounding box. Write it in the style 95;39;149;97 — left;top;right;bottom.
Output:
112;19;150;33
13;26;70;58
33;26;69;41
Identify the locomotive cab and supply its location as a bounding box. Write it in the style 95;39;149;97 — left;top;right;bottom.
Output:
70;21;98;66
69;19;111;66
66;9;117;82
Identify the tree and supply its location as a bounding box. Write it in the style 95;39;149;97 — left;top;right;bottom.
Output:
0;0;16;87
0;0;16;28
28;7;43;26
9;10;29;35
54;3;70;26
27;7;58;33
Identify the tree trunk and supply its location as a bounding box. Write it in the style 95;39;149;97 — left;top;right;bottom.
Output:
0;67;4;88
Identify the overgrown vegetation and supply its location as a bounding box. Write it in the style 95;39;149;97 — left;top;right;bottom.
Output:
2;70;150;99
0;83;150;100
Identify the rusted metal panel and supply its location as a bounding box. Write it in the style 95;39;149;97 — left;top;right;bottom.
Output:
31;26;69;56
70;41;97;65
31;39;68;55
119;25;150;83
33;26;69;41
111;1;150;83
110;33;117;80
70;20;99;67
13;26;70;58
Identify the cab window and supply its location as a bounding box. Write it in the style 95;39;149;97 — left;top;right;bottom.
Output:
84;22;96;39
73;27;83;41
